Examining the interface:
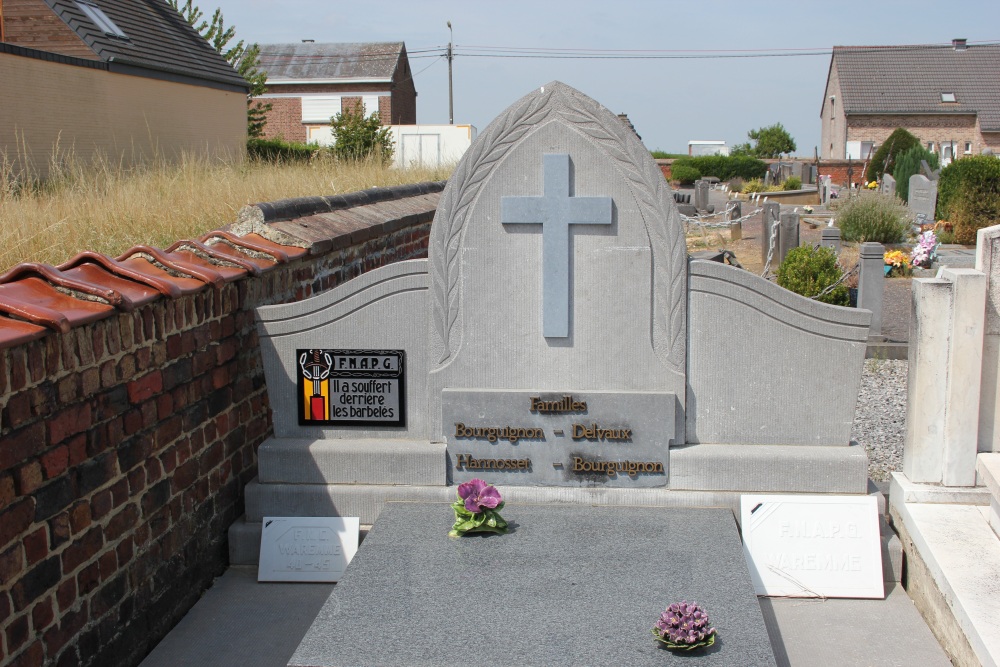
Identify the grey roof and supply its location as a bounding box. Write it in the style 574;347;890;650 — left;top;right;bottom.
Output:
830;43;1000;131
257;42;404;82
42;0;248;91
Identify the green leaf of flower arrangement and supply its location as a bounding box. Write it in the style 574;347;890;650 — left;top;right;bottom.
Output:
651;629;716;651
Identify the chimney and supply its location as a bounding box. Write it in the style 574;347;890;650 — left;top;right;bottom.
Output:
953;38;967;51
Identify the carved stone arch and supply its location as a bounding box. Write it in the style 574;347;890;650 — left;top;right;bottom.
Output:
428;81;686;374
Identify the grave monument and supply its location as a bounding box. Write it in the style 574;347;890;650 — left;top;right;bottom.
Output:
236;80;877;666
235;81;872;541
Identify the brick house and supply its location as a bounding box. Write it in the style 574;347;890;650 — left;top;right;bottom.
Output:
0;0;249;180
820;40;1000;165
256;42;417;144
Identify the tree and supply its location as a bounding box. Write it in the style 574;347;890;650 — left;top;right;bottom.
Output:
865;128;920;183
330;105;394;162
167;0;271;137
892;145;939;201
737;123;796;158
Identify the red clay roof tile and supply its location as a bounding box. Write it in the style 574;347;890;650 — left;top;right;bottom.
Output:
0;278;114;331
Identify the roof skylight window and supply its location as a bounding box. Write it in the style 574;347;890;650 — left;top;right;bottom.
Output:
76;1;128;39
941;92;957;103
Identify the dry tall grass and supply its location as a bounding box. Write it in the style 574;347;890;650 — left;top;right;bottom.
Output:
0;150;451;271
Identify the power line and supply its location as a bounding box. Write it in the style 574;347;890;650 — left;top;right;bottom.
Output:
257;39;1000;67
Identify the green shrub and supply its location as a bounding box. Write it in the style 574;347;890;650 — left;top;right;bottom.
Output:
836;191;910;243
671;164;701;185
651;151;687;159
330;107;394;162
671;155;767;181
893;145;939;201
865;128;920;183
247;137;319;162
951;187;1000;244
781;176;802;191
777;245;849;306
742;178;766;194
937;155;1000;221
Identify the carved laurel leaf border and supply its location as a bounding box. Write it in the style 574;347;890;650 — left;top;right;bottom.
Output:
429;87;554;365
428;83;686;373
556;88;687;373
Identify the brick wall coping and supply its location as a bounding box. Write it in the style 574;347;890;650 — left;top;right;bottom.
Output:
0;183;444;350
238;181;445;224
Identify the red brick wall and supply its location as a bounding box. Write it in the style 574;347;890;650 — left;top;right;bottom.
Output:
819;160;863;187
260;97;305;143
378;96;392;125
2;0;98;60
390;51;417;124
341;97;363;116
0;190;439;666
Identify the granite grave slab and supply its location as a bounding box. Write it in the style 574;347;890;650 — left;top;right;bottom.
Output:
289;503;777;667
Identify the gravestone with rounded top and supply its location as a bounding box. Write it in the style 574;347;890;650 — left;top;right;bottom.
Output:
909;175;938;225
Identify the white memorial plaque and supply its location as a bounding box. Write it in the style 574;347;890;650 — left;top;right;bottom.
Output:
258;516;359;582
741;495;884;599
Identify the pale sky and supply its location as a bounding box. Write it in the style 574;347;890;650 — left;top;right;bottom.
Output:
205;0;1000;156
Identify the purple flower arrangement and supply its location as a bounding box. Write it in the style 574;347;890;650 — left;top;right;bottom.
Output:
910;230;939;269
448;479;509;537
652;601;717;650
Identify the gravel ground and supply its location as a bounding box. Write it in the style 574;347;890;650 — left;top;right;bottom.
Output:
853;359;908;481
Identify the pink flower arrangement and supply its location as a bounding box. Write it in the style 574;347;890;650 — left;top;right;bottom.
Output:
448;479;508;537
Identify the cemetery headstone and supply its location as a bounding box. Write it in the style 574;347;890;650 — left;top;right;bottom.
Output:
761;201;781;267
728;201;742;241
909;175;938;226
694;179;710;212
820;227;842;254
778;211;800;266
881;173;896;198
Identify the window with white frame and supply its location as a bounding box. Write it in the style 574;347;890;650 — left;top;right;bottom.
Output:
77;1;128;39
965;141;973;154
927;141;935;152
301;97;343;124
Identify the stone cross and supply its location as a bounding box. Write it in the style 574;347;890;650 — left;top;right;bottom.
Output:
501;154;613;337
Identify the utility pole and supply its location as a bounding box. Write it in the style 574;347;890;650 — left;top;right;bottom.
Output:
447;21;454;125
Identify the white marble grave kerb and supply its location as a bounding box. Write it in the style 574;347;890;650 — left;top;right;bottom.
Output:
500;154;613;338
